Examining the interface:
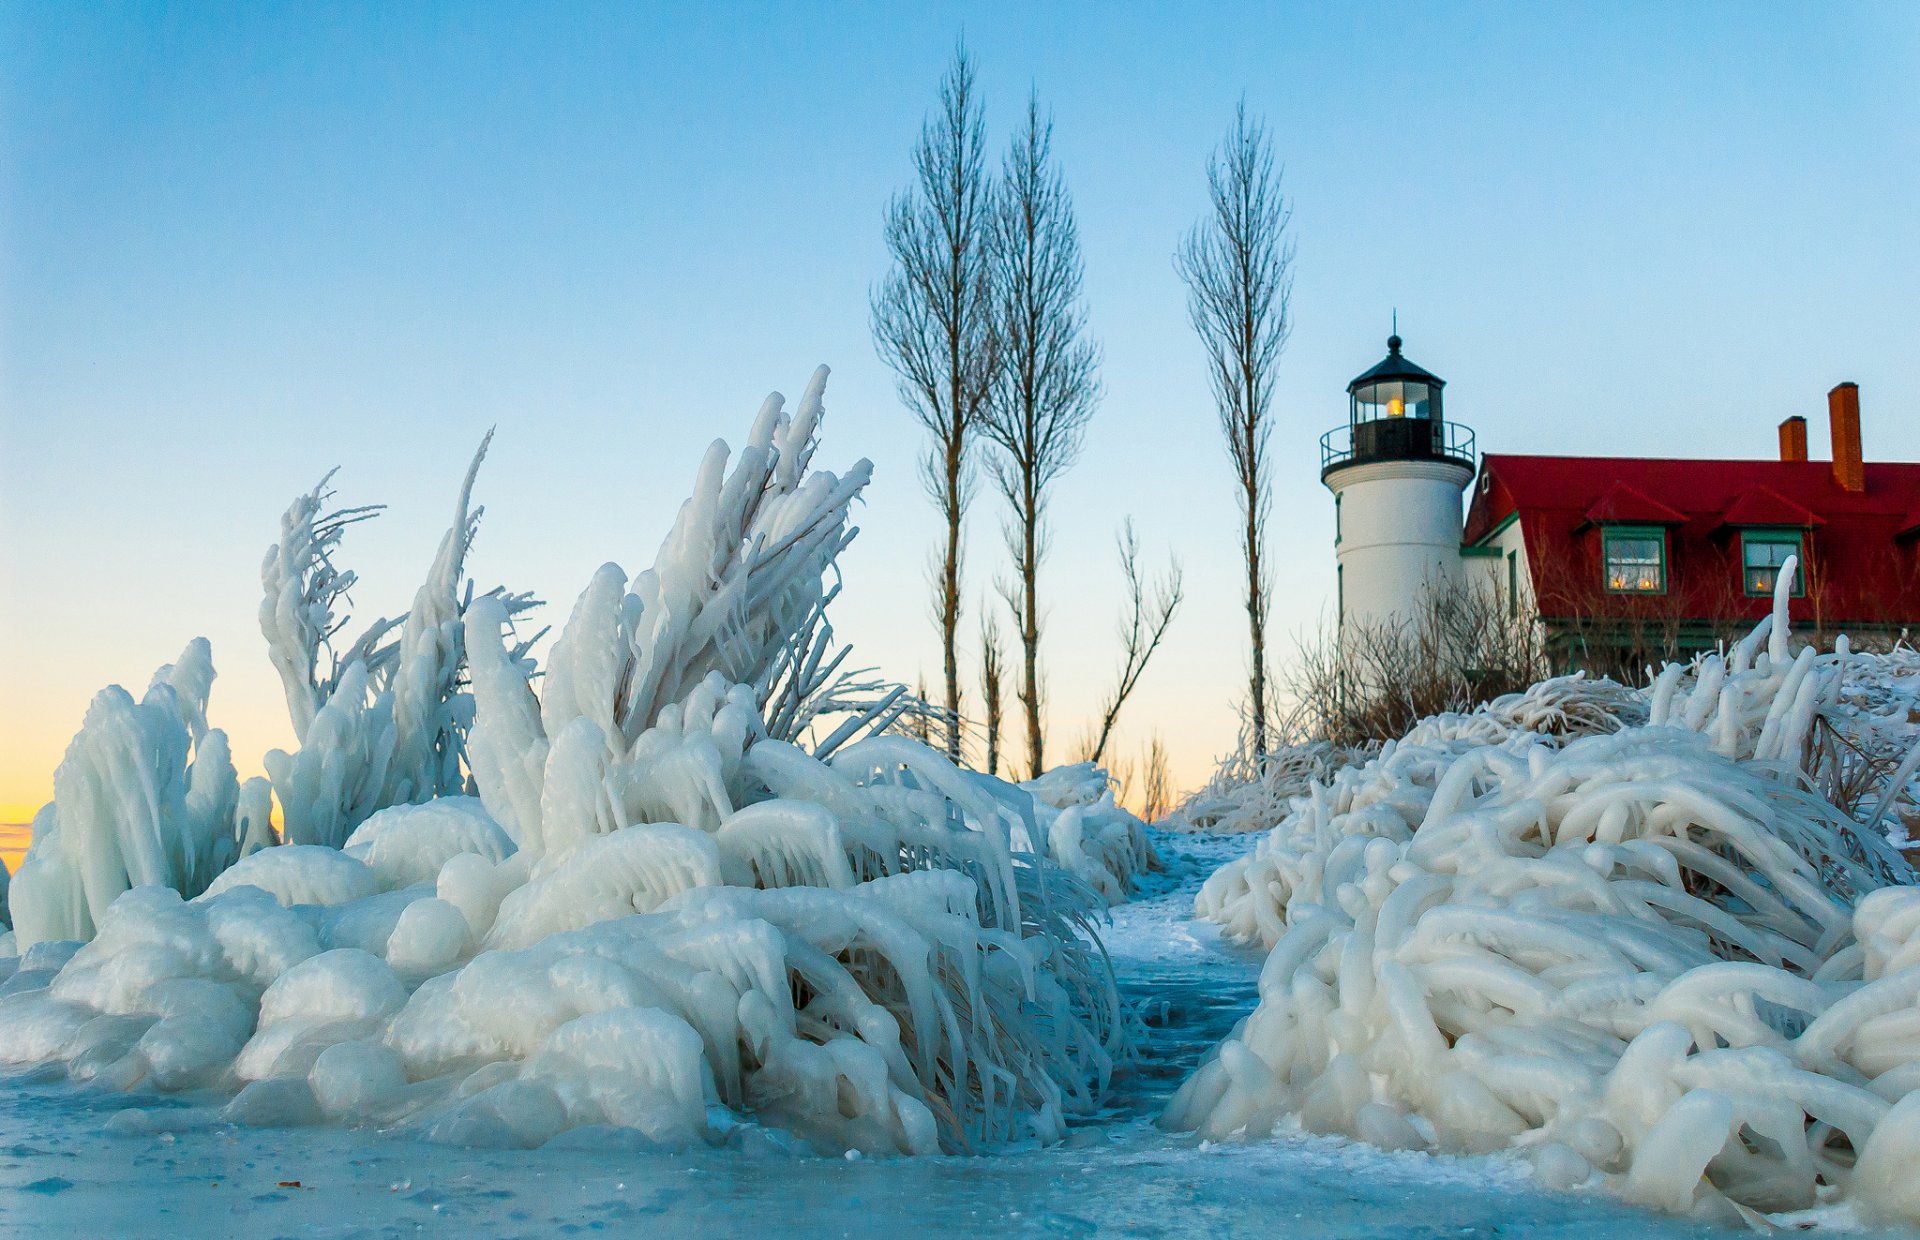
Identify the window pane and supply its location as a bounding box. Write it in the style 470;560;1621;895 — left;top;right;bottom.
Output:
1604;533;1663;592
1744;536;1800;595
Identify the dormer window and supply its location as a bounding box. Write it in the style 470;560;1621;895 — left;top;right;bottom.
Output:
1603;526;1666;593
1742;531;1804;597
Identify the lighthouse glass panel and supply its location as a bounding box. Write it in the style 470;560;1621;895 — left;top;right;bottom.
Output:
1603;527;1666;593
1352;379;1437;424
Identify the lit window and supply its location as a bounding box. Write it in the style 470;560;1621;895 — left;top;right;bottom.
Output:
1742;532;1804;597
1603;527;1665;593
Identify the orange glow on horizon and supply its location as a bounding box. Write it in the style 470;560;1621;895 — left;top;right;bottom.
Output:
0;822;31;877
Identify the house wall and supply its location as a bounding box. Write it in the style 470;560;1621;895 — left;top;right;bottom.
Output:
1461;509;1535;619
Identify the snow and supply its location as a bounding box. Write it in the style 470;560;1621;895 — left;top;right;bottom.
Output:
1167;562;1920;1226
0;827;1805;1238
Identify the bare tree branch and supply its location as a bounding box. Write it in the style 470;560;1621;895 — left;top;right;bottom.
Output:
1083;519;1185;765
1175;101;1292;758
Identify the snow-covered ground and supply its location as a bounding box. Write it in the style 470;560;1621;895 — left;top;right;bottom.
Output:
0;829;1812;1239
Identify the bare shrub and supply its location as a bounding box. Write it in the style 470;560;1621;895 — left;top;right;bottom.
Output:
1290;578;1549;748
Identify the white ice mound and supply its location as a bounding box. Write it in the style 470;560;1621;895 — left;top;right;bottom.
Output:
342;798;515;890
1169;566;1920;1226
201;846;380;907
0;369;1126;1156
1019;764;1157;905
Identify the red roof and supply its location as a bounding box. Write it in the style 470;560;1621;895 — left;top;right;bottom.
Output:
1716;484;1824;530
1581;481;1688;527
1466;455;1920;630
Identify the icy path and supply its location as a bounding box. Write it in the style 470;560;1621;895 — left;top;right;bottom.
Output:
0;831;1853;1238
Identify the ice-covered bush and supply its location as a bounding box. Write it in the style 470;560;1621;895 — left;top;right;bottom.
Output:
1164;675;1642;839
1822;643;1920;841
9;640;273;947
263;437;536;848
1168;563;1920;1225
1161;738;1371;836
1019;763;1158;904
0;369;1126;1156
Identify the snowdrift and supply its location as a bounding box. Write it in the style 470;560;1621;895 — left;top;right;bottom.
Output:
0;369;1141;1155
1168;567;1920;1226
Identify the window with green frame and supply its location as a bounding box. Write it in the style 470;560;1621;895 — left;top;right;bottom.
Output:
1602;525;1666;593
1742;530;1804;597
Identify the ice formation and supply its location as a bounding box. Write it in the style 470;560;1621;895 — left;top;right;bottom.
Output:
1019;763;1157;905
261;438;535;849
1828;643;1920;841
1164;676;1648;836
0;368;1132;1156
8;640;273;946
1168;563;1920;1225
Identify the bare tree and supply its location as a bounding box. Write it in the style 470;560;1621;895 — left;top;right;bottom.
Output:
907;676;933;746
1140;733;1173;822
984;90;1100;780
871;46;999;760
1082;520;1185;765
1176;102;1293;757
980;613;1006;777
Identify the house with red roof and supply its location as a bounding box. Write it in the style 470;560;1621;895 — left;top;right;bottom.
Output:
1322;336;1920;677
1460;383;1920;672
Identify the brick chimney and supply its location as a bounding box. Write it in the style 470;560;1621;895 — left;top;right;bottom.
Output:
1829;382;1864;492
1778;415;1808;462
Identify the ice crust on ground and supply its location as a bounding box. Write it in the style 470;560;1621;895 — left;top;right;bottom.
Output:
0;369;1152;1158
1168;564;1920;1226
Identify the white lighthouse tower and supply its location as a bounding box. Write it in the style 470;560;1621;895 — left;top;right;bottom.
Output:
1321;334;1475;629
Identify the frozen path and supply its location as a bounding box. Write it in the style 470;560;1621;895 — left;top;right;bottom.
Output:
0;831;1849;1238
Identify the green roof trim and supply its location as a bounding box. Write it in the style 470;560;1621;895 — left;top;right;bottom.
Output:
1467;509;1520;547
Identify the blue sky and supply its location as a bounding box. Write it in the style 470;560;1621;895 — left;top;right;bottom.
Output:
3;1;1917;817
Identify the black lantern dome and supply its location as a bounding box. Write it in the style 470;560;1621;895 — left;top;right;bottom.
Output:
1321;334;1474;480
1348;334;1443;422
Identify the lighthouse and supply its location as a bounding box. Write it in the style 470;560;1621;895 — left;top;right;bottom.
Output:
1321;334;1476;629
